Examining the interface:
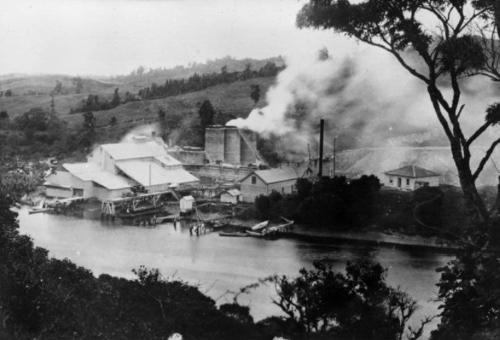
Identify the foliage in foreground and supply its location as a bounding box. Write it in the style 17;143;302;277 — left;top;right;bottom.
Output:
431;241;500;340
0;193;262;340
263;261;430;340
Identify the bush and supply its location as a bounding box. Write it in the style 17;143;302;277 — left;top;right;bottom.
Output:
266;260;427;339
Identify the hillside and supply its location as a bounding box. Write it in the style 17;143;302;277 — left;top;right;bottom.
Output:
0;56;283;118
111;56;285;90
60;76;277;145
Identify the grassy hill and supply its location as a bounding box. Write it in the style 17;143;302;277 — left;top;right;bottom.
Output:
0;56;283;119
0;75;115;97
111;56;284;90
59;76;277;145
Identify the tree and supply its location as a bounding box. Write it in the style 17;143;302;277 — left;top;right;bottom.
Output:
296;1;500;225
109;116;117;126
266;260;427;339
82;111;96;130
136;65;145;76
198;99;215;127
4;89;12;97
72;77;84;94
0;110;8;122
254;194;271;220
431;245;500;340
242;63;253;80
53;81;63;95
111;88;120;108
296;178;313;198
250;84;260;104
50;94;56;114
158;108;166;121
221;65;228;83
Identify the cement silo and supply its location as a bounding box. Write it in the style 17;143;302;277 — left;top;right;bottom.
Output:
240;129;257;165
224;126;241;164
205;126;225;163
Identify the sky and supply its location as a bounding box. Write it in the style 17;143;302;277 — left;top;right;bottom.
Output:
0;0;351;76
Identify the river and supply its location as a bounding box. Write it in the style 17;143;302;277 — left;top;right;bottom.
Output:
17;207;454;338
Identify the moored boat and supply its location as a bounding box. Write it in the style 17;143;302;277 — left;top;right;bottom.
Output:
29;208;54;214
250;220;269;231
219;231;248;237
245;230;266;237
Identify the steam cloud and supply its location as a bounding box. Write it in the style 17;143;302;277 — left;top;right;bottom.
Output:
227;44;500;158
120;123;161;143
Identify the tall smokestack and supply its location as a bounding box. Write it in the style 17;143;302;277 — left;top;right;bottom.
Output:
319;119;324;178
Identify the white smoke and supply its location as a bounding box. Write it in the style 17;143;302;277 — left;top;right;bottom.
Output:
227;42;500;157
120;123;161;143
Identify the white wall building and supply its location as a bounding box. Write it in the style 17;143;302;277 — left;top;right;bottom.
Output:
384;165;440;191
240;167;299;203
45;136;199;200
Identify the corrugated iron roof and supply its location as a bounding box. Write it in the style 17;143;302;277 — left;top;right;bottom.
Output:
116;160;199;186
63;162;101;174
100;141;167;160
63;163;134;189
253;167;299;184
384;165;440;178
226;189;241;196
154;155;182;167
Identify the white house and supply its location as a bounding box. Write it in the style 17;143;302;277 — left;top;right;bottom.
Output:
384;165;440;191
239;167;299;203
221;189;241;204
45;136;199;200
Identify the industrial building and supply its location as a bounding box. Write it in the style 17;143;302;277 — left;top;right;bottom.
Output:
204;125;263;165
45;136;199;201
239;167;300;203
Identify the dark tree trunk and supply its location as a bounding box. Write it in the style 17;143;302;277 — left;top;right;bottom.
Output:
450;142;490;224
496;176;500;215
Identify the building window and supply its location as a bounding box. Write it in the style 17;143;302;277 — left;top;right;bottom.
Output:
406;178;410;186
389;178;393;184
251;176;256;184
73;188;83;197
282;187;285;194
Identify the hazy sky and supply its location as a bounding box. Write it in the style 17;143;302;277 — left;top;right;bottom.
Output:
0;0;349;76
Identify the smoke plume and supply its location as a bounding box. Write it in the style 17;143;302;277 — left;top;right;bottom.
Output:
120;123;161;143
227;44;500;158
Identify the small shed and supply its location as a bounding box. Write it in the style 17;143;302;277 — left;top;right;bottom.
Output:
221;189;241;204
180;195;195;213
384;165;440;191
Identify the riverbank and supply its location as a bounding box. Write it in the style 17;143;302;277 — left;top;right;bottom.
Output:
230;218;460;253
287;225;460;253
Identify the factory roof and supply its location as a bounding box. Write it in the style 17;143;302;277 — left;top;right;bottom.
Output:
63;163;134;190
116;160;199;187
154;154;182;167
224;189;241;196
242;167;299;184
99;141;168;160
384;165;440;178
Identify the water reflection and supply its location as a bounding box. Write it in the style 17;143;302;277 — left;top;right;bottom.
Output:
16;207;453;338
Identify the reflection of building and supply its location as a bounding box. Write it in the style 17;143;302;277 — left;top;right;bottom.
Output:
205;125;261;165
45;136;199;200
240;167;299;203
384;165;440;191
